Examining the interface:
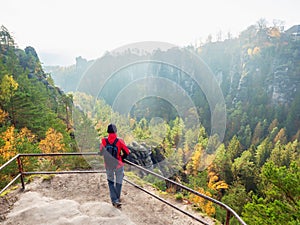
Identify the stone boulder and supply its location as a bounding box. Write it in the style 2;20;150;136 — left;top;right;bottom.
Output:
126;141;153;169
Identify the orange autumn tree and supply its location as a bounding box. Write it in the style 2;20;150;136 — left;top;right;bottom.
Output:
207;164;229;196
186;143;205;175
190;187;216;216
0;108;8;124
0;126;16;160
39;128;66;168
186;143;218;216
18;127;35;143
39;128;65;153
0;124;38;161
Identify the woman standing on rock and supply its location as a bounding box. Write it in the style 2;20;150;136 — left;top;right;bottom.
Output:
99;124;130;208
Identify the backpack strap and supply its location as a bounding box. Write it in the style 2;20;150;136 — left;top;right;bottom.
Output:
113;138;119;145
105;138;118;146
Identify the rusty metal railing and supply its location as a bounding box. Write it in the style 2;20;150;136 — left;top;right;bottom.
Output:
0;153;247;225
124;159;247;225
0;153;102;194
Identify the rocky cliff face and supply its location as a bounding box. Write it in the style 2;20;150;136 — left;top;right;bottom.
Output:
270;66;299;104
226;42;300;106
231;66;299;106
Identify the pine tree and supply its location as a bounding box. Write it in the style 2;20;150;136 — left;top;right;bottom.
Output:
243;162;300;225
255;138;272;167
227;135;243;162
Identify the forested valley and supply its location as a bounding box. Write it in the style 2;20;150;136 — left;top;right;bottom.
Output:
1;20;300;225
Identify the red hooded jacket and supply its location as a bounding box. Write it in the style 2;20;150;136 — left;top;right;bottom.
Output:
100;133;130;169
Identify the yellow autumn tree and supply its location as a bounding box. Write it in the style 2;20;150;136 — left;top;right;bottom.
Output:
18;127;35;142
0;126;37;162
187;143;204;175
0;108;8;124
0;74;19;102
39;128;66;168
0;126;16;190
0;126;16;160
190;187;216;216
39;128;65;153
207;164;229;194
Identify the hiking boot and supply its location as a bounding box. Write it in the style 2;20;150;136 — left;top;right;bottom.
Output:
112;201;122;208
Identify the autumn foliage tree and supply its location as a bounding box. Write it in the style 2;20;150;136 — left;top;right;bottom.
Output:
207;164;229;196
0;108;8;125
39;128;65;153
190;187;216;216
39;128;66;168
0;74;18;124
0;126;16;160
186;143;205;175
0;126;38;159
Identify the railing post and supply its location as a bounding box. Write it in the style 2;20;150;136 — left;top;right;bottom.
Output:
225;210;231;225
17;155;25;190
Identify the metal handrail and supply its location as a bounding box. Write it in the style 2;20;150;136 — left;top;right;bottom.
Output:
0;153;100;194
0;154;19;171
124;159;247;225
0;154;21;194
123;177;210;225
0;153;247;225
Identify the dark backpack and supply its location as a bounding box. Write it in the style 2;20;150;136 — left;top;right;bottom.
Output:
103;138;119;169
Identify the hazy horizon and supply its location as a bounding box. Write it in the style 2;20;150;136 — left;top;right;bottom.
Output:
1;0;299;66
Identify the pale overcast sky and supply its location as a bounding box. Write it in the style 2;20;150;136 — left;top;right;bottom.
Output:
1;0;299;66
